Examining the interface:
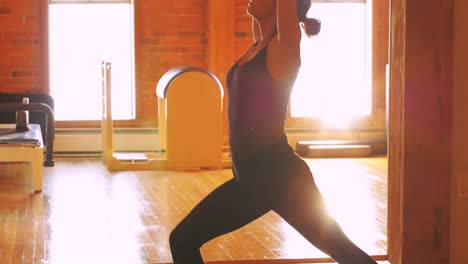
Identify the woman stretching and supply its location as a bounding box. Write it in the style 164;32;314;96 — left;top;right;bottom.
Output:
169;1;378;263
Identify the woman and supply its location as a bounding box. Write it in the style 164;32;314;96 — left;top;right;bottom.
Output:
169;1;378;263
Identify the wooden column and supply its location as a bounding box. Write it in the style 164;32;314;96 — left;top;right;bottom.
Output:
208;0;235;144
451;0;468;263
372;0;390;127
388;0;453;263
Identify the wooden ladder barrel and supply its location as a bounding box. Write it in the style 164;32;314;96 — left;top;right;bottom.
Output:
156;66;227;170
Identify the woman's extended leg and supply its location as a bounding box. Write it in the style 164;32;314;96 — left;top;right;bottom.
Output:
274;159;378;264
169;177;270;264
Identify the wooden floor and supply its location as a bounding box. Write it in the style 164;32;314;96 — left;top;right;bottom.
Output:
0;156;388;264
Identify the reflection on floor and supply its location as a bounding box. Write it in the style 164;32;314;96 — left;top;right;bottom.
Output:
0;156;387;263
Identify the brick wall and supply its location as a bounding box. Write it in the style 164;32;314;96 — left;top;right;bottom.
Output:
0;0;43;94
0;0;255;127
124;0;252;127
1;0;388;130
135;0;210;126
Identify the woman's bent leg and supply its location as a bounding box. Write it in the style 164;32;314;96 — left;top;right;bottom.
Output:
274;159;378;264
169;177;269;264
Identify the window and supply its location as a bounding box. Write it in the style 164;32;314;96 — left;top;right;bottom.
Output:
291;1;372;128
48;0;135;121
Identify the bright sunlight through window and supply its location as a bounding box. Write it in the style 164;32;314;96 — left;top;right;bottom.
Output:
291;2;372;128
49;3;135;121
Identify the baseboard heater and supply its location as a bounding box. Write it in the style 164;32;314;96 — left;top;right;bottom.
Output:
296;139;387;158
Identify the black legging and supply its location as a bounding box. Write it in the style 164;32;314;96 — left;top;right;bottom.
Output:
169;147;378;264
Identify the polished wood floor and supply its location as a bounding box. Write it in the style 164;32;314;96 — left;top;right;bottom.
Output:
0;156;388;264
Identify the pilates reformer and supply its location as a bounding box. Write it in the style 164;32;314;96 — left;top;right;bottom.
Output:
0;101;55;192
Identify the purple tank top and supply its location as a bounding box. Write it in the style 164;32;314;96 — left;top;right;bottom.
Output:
226;42;298;146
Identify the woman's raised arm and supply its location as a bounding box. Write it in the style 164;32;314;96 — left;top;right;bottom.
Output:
269;0;302;80
276;0;301;45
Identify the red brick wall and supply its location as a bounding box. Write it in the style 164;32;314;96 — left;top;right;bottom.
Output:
135;0;209;126
0;0;389;130
0;0;255;127
0;0;43;94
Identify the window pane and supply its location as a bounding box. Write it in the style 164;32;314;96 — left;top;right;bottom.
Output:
291;3;371;122
49;4;134;121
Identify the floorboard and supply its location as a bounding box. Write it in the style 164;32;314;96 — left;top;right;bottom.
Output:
0;156;388;263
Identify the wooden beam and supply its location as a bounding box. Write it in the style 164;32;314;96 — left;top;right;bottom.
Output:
388;0;405;261
451;0;468;263
372;0;390;123
388;0;453;263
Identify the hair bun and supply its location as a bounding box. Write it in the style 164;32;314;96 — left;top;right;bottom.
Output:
302;18;321;37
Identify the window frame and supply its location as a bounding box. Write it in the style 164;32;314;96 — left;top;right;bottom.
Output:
43;0;141;128
286;0;386;131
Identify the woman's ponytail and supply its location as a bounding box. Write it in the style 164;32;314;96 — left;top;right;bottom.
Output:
297;0;321;37
301;17;321;37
